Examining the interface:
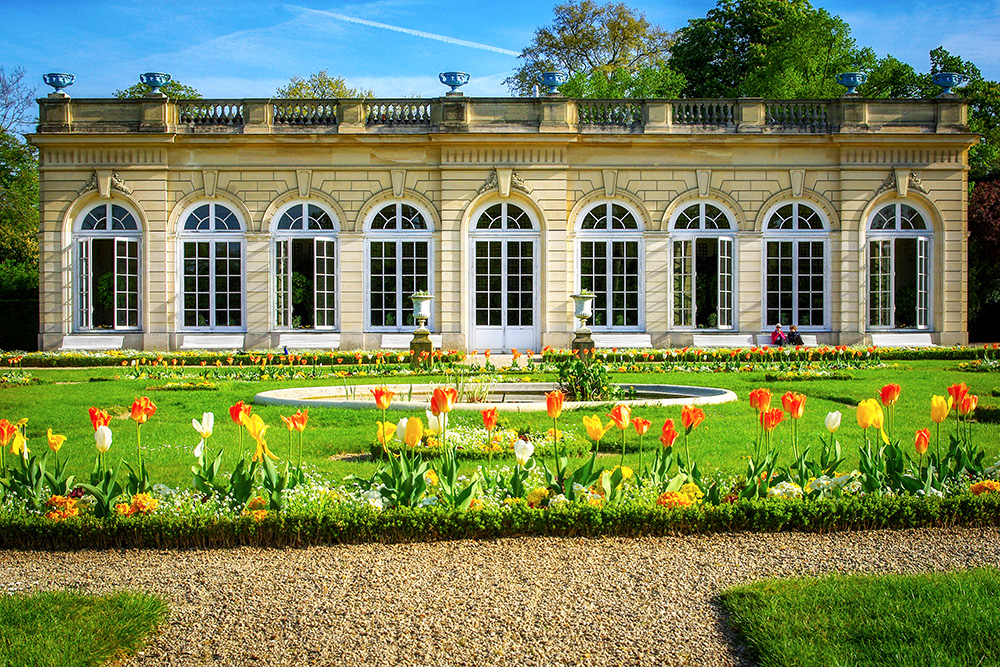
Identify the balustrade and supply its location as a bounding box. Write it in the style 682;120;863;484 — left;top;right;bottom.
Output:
672;100;736;126
766;101;829;132
365;101;432;126
272;101;337;125
577;100;643;127
177;100;244;127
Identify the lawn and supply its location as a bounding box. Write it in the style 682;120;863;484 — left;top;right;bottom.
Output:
722;568;1000;667
0;359;996;491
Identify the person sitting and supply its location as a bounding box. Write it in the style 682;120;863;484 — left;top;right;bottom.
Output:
771;324;787;347
787;325;804;346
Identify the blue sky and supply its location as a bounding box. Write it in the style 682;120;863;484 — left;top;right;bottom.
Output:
4;0;999;98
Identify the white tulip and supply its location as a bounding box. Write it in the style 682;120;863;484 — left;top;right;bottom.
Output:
94;425;113;453
192;412;214;439
396;418;408;441
193;439;205;458
513;437;534;467
425;410;448;435
825;411;842;434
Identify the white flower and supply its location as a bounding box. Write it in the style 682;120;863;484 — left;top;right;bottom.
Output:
192;412;214;439
513;437;534;467
193;439;205;458
767;481;802;498
425;410;448;435
396;418;408;441
94;425;112;453
825;411;842;434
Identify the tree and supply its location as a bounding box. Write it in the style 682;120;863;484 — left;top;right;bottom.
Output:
504;0;673;96
968;178;1000;340
113;80;201;99
669;0;873;99
560;65;685;98
275;70;372;99
0;66;37;135
0;132;38;288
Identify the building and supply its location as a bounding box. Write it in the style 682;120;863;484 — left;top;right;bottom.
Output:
29;89;976;352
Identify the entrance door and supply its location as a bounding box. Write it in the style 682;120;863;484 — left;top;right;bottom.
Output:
472;238;537;351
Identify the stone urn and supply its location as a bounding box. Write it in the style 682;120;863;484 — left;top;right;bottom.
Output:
43;73;75;95
835;72;867;95
439;71;470;93
570;293;595;331
140;72;172;95
540;71;567;95
410;293;434;332
933;72;965;96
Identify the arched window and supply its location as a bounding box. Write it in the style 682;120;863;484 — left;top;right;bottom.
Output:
669;202;736;329
470;201;538;351
272;202;339;330
74;202;141;331
763;202;828;329
179;202;244;330
867;202;931;330
577;202;643;330
366;202;433;331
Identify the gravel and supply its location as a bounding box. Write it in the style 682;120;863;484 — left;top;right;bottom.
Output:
3;527;999;666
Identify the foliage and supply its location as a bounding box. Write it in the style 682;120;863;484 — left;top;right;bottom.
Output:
0;131;39;276
560;65;685;98
275;70;372;99
113;79;201;99
0;65;37;135
0;590;168;667
669;0;872;99
968;177;1000;341
556;356;623;400
504;0;673;96
722;569;1000;667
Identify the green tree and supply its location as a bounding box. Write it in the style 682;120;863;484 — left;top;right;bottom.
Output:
504;0;673;96
0;132;38;296
669;0;873;98
968;178;1000;340
113;80;201;99
275;70;372;99
560;65;685;98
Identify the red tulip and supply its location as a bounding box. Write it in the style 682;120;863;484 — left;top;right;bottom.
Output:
280;410;308;432
0;419;14;447
749;388;772;413
681;405;705;433
430;387;458;416
947;383;969;408
371;386;395;411
546;390;565;419
879;383;902;407
914;428;930;455
230;401;252;425
607;404;631;430
632;417;652;436
958;395;979;416
660;419;679;448
781;391;806;420
482;407;498;432
760;408;785;433
130;397;156;424
88;407;112;431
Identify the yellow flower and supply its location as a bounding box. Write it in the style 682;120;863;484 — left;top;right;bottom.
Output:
930;395;952;424
856;399;879;429
129;493;158;515
680;483;704;501
46;429;67;454
10;430;27;457
244;414;277;462
404;417;424;447
375;421;397;446
582;415;614;443
526;487;549;506
424;469;439;486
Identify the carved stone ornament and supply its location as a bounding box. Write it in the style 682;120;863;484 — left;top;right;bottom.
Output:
110;172;133;195
875;170;928;196
78;171;133;196
875;171;896;195
908;172;928;194
77;172;99;196
477;169;532;195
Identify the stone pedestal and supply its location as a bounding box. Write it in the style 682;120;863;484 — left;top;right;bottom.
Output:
572;329;596;363
410;329;434;369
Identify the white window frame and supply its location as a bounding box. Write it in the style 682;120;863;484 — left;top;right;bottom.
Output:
73;202;143;332
177;201;246;332
866;201;933;331
760;201;831;331
575;201;646;332
362;201;435;333
270;201;341;331
667;201;738;330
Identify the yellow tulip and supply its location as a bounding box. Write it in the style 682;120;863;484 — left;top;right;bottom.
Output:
10;431;27;457
376;421;397;446
930;395;952;424
47;428;67;453
856;399;879;429
582;415;614;443
871;402;885;431
404;417;424;447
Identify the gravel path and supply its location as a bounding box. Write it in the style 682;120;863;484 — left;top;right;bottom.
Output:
3;527;1000;667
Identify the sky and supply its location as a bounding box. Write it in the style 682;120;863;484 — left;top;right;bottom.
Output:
3;0;999;99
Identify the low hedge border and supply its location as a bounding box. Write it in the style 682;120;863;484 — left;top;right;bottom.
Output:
5;493;999;550
542;346;991;363
5;350;466;368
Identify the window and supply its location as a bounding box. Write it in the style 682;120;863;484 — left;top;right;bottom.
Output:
273;202;338;330
763;202;828;328
670;202;736;329
577;202;643;330
74;202;141;331
180;202;244;330
867;202;931;330
366;202;432;331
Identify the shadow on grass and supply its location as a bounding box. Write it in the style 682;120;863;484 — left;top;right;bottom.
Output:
708;593;755;667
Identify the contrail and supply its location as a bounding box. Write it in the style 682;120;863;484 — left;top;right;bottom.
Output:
286;5;521;57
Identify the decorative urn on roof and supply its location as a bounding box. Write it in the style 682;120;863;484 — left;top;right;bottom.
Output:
835;72;867;95
42;73;75;96
140;72;172;96
932;72;965;96
439;71;470;94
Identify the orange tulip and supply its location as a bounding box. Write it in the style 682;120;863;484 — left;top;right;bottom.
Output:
280;410;308;432
781;392;806;420
430;387;458;416
879;383;902;407
371;386;395;411
947;383;969;408
130;397;157;424
482;407;498;432
0;419;15;447
546;390;565;419
760;408;784;433
914;428;930;455
608;404;632;430
681;405;705;433
749;388;772;412
632;417;652;436
958;395;979;416
229;401;252;425
660;419;679;448
88;407;112;431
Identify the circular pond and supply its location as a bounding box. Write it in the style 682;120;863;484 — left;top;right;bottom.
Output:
254;382;737;413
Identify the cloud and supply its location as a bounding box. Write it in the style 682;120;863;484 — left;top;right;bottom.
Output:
284;4;520;57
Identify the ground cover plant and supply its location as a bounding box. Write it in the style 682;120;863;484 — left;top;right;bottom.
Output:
721;568;1000;667
0;590;168;667
0;350;999;547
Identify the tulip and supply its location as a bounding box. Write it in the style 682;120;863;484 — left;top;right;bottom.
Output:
879;383;901;407
244;414;277;462
930;395;951;424
681;405;705;433
582;415;614;450
47;428;66;454
871;402;885;431
371;386;395;411
914;428;930;456
88;407;111;431
10;431;27;458
608;404;631;430
946;383;969;409
95;425;112;454
192;412;214;439
426;410;448;436
660;419;679;448
396;417;408;441
825;411;842;434
430;387;458;416
513;436;534;467
404;417;424;448
130;397;156;424
229;400;251;424
857;399;879;430
482;407;498;432
546;390;565;420
958;394;978;416
0;419;14;448
749;388;771;413
193;439;205;459
781;392;806;420
376;421;397;447
760;408;784;433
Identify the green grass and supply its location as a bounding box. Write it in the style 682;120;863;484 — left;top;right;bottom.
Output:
0;590;168;667
0;360;997;489
721;568;1000;667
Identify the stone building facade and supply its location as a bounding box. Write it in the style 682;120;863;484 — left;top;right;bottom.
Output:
29;93;976;351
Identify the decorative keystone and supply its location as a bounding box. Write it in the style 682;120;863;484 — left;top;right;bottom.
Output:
836;72;867;96
42;73;75;96
439;71;470;93
140;72;172;96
